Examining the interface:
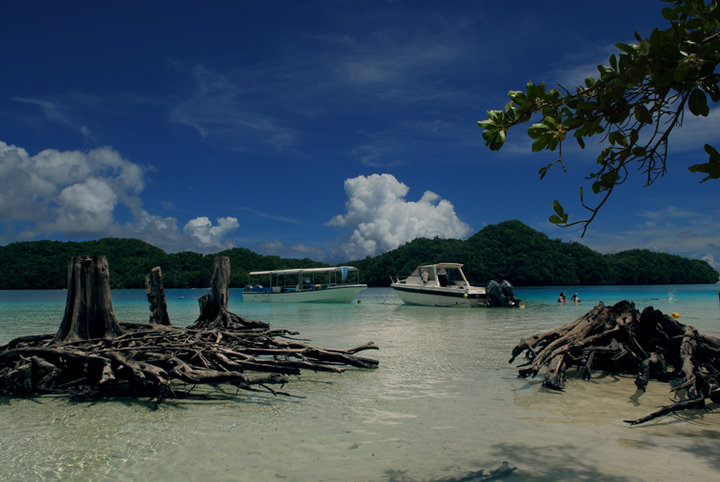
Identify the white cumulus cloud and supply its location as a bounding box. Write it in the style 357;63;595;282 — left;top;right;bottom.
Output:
329;173;471;259
50;177;118;233
0;140;239;252
183;216;240;249
0;141;138;232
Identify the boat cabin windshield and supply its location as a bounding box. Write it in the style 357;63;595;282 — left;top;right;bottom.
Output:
409;265;469;287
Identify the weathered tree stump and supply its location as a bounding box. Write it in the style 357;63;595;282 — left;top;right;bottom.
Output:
145;266;171;326
54;255;123;343
510;300;720;425
190;256;268;330
0;255;378;403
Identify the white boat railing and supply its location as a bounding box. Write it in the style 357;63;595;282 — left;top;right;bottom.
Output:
245;266;363;294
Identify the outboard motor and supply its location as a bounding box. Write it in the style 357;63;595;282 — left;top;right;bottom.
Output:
486;279;521;307
486;280;502;307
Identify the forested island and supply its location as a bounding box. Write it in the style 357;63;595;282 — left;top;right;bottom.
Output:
0;221;717;289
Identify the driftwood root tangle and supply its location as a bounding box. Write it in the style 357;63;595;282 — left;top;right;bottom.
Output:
510;300;720;425
0;255;378;404
0;323;379;402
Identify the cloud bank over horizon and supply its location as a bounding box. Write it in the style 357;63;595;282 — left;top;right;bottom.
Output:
329;173;472;260
2;139;716;270
0;140;238;253
0;141;473;262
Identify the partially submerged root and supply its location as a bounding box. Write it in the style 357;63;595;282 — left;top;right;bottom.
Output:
0;255;378;404
510;300;720;425
0;322;378;402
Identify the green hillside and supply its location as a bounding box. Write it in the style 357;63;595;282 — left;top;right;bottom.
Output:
0;239;330;289
0;238;167;289
350;220;719;286
0;221;717;289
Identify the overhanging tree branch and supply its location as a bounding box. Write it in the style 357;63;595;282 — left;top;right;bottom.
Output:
478;0;720;235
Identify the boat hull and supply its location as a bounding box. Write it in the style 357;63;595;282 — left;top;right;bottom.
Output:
243;285;366;303
391;285;488;307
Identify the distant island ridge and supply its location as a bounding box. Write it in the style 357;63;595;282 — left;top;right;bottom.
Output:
0;221;717;290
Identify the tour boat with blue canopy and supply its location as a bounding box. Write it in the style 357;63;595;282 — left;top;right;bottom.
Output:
243;266;367;303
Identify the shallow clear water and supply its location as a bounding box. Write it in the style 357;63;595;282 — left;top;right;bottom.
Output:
1;285;719;481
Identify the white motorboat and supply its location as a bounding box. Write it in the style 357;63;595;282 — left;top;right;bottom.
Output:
243;266;367;303
390;263;488;307
390;263;521;307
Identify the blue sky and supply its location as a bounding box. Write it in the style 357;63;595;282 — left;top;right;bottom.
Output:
1;1;718;268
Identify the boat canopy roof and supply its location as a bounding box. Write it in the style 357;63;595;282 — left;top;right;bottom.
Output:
417;263;464;270
249;266;359;276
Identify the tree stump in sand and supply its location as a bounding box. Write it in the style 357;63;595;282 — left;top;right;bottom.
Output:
190;256;268;330
54;255;123;343
145;266;171;326
510;300;720;425
0;255;378;402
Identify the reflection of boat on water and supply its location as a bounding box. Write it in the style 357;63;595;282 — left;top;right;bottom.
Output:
243;266;367;303
390;263;520;307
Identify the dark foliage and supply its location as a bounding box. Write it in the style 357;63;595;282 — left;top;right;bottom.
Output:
0;221;717;289
350;220;718;286
0;238;166;289
0;238;330;290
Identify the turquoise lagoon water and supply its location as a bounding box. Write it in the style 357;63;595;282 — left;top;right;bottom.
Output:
1;285;719;481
